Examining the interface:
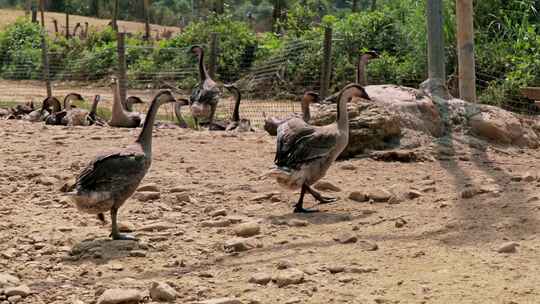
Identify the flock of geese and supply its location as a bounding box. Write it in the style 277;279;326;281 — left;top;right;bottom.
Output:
0;47;378;240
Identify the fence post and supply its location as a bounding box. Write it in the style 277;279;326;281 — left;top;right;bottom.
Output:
143;0;151;40
117;32;127;104
426;0;446;82
209;32;218;79
320;26;333;99
65;7;70;39
112;0;119;31
456;0;476;102
41;35;52;97
39;0;52;97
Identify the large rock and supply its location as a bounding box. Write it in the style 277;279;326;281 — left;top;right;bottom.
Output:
272;268;304;287
149;282;177;302
311;99;401;157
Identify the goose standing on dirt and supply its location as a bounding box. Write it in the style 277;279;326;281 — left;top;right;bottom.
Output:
268;84;368;213
264;91;319;136
109;79;144;128
189;45;221;129
224;84;253;132
68;90;177;240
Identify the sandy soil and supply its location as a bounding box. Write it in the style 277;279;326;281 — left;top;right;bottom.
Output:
0;9;180;36
1;118;540;304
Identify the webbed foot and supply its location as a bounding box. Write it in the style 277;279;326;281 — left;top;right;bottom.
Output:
293;206;319;213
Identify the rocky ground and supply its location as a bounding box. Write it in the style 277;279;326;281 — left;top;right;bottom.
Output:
1;118;540;304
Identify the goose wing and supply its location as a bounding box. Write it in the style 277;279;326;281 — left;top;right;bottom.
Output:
76;150;146;193
275;119;336;170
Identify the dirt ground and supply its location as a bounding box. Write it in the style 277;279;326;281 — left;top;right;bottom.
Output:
1;118;540;304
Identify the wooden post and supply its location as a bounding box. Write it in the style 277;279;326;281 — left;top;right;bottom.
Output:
112;0;119;31
65;1;70;39
209;33;218;79
39;0;45;28
117;32;127;104
426;0;446;82
456;0;476;102
39;0;52;97
320;26;333;99
143;0;151;40
352;0;358;12
371;0;377;10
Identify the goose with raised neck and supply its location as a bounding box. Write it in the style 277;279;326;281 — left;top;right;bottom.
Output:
189;45;220;129
109;79;143;128
69;90;177;240
268;84;369;213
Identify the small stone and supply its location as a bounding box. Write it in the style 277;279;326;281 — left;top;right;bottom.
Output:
118;222;135;233
340;164;357;170
4;285;31;297
248;273;272;285
97;289;142;304
523;172;537;182
108;263;124;271
175;193;191;203
170;186;190;193
7;296;21;303
395;218;407;228
129;250;146;258
234;222;261;238
273;268;304;287
196;298;242;304
0;274;20;288
367;188;392;202
134;191;160;202
334;233;358;244
139;222;175;232
348;191;367;202
210;209;227;217
287;219;309;227
276;260;293;270
224;238;252;253
37;177;56;186
137;183;160;192
511;176;522;182
406;190;422;199
314;181;342;192
150;281;178;302
327;265;345;274
461;187;480;199
497;242;519;253
358;240;378;251
348;267;377;274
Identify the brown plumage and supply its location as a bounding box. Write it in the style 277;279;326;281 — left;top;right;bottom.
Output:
268;84;368;213
69;90;177;240
109;79;143;128
189;45;221;129
224;84;253;132
264;91;319;136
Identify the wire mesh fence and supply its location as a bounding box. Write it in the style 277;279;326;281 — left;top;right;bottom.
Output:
0;30;538;128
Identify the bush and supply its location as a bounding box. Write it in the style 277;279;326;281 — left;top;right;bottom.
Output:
0;19;43;79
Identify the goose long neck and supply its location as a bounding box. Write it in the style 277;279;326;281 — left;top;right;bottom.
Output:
301;99;311;122
230;86;241;122
111;82;128;121
136;96;161;153
90;96;100;115
356;55;369;86
337;91;351;133
197;48;208;82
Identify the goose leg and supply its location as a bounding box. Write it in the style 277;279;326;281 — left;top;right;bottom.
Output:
110;207;137;241
306;185;337;204
294;184;319;213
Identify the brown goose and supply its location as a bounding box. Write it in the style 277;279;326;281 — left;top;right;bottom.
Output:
109;79;144;128
263;91;319;136
189;45;221;129
174;98;190;128
123;96;144;112
63;93;102;126
68;90;177;240
268;84;368;213
224;84;253;132
323;51;378;103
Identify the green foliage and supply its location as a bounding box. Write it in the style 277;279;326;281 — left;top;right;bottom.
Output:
0;19;43;79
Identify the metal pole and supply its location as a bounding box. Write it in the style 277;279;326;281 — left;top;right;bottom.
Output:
426;0;446;82
456;0;476;102
209;33;218;79
320;26;333;99
117;32;127;104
